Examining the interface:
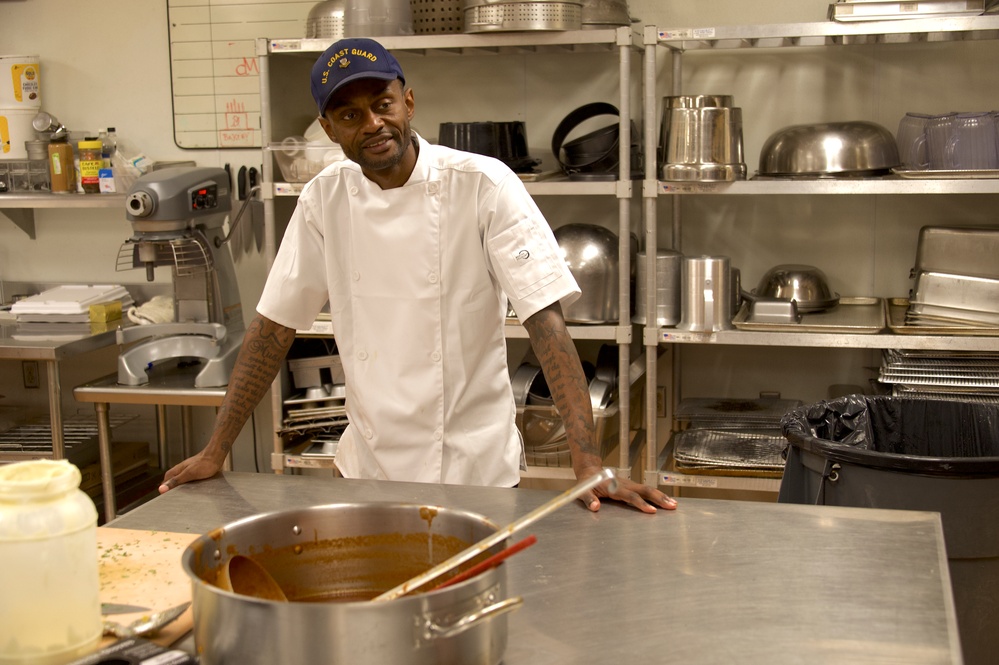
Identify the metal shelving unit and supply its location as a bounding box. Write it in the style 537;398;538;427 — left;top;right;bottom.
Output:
258;29;642;479
641;17;999;492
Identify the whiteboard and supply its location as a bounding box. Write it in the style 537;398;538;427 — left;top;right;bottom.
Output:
167;0;315;149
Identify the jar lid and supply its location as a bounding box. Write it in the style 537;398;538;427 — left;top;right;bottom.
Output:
0;459;81;499
78;139;103;149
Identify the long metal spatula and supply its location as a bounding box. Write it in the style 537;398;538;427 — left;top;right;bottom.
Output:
372;467;618;602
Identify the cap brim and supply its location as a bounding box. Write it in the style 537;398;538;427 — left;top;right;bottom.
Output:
318;71;401;116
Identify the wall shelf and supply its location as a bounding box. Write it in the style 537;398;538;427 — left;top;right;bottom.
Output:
0;193;127;238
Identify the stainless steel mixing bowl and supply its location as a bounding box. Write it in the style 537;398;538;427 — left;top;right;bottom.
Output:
758;121;900;177
753;264;839;313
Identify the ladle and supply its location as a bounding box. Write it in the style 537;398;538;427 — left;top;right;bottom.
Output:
226;554;288;602
373;467;618;602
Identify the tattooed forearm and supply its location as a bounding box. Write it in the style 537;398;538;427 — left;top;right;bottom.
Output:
205;314;296;459
523;303;601;468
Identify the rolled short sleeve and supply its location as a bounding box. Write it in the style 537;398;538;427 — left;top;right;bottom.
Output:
485;175;580;321
257;197;330;331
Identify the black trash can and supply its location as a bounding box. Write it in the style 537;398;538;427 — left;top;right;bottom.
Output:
780;395;999;665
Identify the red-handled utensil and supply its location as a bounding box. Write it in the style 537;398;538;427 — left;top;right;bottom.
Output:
431;535;538;592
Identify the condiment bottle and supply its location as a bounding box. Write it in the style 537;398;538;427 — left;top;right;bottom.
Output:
0;460;101;664
77;138;103;194
47;139;75;193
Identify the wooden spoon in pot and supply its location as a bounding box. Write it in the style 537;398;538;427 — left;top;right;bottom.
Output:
226;555;288;602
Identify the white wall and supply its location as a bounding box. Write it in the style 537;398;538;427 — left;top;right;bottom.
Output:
2;0;995;469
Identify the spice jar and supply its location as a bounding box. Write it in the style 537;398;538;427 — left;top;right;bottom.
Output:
77;138;103;194
0;460;101;664
47;139;75;193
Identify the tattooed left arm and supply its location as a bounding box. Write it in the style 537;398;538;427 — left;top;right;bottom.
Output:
523;303;677;513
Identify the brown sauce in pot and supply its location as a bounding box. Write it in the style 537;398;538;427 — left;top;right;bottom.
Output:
216;531;492;602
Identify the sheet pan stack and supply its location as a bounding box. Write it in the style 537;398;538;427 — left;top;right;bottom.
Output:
669;396;803;477
881;349;999;403
906;226;999;331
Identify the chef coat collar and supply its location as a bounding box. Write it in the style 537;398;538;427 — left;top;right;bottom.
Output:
401;131;432;187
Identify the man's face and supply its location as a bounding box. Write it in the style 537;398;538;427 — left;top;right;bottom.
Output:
319;78;415;175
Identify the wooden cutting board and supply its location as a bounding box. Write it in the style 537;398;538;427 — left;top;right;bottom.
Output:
97;527;199;649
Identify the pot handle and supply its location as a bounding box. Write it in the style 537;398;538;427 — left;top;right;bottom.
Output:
425;596;524;641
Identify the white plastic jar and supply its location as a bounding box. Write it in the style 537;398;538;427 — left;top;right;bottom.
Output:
0;460;101;664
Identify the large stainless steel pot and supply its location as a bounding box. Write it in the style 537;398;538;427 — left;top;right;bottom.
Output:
182;503;519;665
660;104;747;182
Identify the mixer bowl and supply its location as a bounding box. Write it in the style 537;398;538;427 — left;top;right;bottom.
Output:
753;264;839;313
758;121;900;177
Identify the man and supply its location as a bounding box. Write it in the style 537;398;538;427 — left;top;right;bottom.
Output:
160;37;676;513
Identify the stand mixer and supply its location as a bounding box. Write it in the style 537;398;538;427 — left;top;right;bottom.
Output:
115;167;245;388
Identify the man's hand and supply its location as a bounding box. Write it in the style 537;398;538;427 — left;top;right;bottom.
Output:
576;464;677;514
158;451;224;494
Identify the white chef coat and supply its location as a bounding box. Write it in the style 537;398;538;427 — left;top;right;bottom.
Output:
258;133;580;486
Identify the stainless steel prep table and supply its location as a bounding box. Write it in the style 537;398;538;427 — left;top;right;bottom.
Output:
108;472;963;664
74;362;230;523
0;320;121;459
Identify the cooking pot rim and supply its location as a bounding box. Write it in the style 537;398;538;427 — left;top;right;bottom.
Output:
182;501;507;604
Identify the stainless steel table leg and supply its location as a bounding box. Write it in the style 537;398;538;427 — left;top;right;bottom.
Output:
181;405;193;458
218;407;233;471
156;404;168;468
94;402;116;523
46;361;64;459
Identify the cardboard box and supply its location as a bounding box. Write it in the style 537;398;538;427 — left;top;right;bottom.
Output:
79;441;150;495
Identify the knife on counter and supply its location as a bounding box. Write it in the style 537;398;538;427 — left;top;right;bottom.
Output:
101;602;151;615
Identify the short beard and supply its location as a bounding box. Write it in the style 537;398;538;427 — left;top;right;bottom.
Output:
351;129;412;172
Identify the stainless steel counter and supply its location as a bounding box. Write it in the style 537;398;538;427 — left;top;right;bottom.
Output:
109;472;962;664
0;320;122;458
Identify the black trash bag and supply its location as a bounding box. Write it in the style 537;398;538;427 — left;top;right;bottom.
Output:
780;395;999;476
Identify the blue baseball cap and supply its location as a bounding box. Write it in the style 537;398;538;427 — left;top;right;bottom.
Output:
310;38;406;116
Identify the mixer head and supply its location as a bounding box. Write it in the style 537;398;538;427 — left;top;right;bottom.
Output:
125;166;232;233
121;167;232;281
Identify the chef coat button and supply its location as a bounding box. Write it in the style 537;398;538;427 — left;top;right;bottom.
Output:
428;272;438;284
351;271;360;281
349;186;359;196
365;429;373;439
357;350;368;361
431;351;441;362
428;182;439;194
434;428;443;441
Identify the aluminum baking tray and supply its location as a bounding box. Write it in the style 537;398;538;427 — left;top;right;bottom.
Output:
830;0;992;21
879;366;999;387
910;225;999;279
893;168;999;180
671;428;787;471
732;296;884;333
911;271;999;315
885;297;999;336
886;347;999;361
892;385;999;404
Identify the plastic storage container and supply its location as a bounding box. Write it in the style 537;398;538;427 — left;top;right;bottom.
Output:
779;395;999;665
0;460;101;664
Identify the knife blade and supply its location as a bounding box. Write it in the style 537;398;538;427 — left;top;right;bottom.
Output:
101;602;151;615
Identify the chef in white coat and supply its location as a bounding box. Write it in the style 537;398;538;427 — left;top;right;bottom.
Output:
161;37;676;513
